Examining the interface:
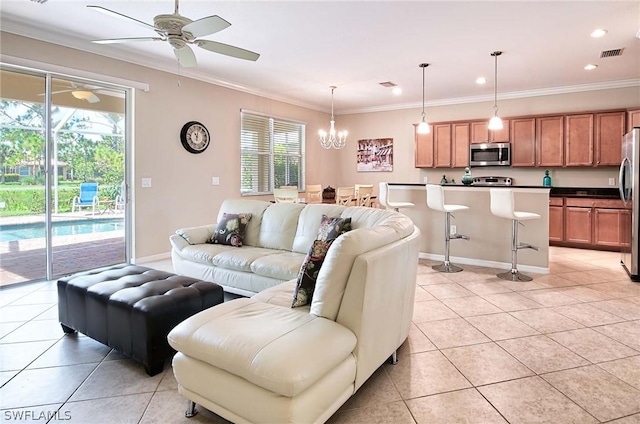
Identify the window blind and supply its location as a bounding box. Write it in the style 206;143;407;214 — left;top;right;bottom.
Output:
241;111;305;195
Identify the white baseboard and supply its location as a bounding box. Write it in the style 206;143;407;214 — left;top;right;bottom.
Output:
133;252;171;264
419;252;549;275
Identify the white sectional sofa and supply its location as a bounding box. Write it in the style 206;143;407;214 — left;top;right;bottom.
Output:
168;198;420;423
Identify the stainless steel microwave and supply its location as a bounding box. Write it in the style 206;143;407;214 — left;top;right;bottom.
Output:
469;142;511;167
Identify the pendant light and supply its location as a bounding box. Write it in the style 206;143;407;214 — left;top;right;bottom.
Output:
488;51;503;131
319;86;347;149
417;63;430;134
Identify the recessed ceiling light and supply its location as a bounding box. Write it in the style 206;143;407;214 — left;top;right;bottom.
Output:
591;29;607;38
584;64;598;70
476;77;487;85
392;87;402;95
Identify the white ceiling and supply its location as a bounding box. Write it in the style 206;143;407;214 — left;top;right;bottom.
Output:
1;1;639;114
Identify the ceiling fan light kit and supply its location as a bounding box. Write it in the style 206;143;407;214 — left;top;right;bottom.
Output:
488;50;504;131
88;0;259;68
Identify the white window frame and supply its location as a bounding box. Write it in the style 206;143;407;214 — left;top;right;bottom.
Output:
240;110;305;196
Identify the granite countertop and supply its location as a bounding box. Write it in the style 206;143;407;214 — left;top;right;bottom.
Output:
387;183;621;198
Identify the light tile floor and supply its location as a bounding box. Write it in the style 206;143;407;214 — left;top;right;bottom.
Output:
1;247;640;423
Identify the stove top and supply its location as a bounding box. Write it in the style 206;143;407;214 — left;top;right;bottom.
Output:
472;176;513;186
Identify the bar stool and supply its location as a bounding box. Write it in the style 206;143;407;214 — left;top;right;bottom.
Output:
426;184;469;273
489;188;540;282
378;182;414;212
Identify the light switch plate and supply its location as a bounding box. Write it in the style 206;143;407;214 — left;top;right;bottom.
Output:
212;177;220;186
609;178;616;186
141;178;152;188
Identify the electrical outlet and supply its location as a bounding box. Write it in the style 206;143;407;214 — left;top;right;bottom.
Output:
212;177;220;186
450;225;457;236
423;176;428;184
141;178;152;188
609;178;616;186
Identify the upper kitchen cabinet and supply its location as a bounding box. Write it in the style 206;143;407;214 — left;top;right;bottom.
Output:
471;120;510;143
414;122;469;168
595;111;625;166
565;114;594;166
536;115;564;167
511;118;536;167
433;124;452;168
628;109;640;132
415;126;434;168
451;123;470;168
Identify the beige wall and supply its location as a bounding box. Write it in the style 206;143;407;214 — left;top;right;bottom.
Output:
2;32;639;261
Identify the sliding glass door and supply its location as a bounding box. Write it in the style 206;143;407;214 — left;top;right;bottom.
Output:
0;66;130;286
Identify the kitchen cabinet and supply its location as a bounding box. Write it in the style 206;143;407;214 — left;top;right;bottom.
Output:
628;109;640;132
471;120;510;143
511;118;536;167
415;128;433;167
595;111;625;166
565;114;593;166
551;197;629;249
415;123;469;168
434;124;452;168
536;115;564;167
452;123;469;168
548;197;564;242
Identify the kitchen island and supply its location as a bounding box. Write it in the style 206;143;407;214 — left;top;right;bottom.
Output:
388;183;551;272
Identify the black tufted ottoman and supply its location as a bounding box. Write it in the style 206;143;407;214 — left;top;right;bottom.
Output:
57;265;224;376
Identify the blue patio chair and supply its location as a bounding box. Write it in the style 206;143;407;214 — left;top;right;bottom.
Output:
71;182;99;215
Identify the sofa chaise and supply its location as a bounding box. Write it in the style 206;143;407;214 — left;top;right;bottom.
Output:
167;199;421;423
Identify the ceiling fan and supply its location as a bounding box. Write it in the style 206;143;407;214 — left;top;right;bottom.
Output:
41;84;102;103
88;0;260;68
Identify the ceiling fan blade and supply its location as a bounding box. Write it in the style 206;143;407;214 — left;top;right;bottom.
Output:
87;5;157;31
92;37;163;44
182;15;231;38
196;40;260;61
174;46;197;68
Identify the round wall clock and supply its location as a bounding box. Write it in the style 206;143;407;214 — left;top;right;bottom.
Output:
180;121;210;154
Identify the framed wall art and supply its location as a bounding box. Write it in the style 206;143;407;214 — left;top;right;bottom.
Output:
356;138;393;172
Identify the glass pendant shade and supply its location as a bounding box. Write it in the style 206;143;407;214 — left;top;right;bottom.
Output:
488;115;503;130
417;117;430;134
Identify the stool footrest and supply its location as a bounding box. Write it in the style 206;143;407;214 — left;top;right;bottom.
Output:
517;242;538;251
451;233;470;240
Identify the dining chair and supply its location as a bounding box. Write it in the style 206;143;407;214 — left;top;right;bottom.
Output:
354;184;374;207
273;188;298;203
305;184;323;204
335;187;355;206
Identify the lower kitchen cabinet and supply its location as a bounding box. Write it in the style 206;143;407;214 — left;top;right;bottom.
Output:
550;196;629;250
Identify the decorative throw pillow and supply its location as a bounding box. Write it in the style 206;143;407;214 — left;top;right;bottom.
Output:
291;215;352;308
291;239;335;308
316;215;352;241
208;213;252;247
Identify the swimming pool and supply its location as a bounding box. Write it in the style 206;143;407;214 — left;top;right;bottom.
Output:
0;218;124;242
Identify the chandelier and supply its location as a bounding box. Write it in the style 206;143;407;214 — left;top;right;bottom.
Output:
319;86;347;149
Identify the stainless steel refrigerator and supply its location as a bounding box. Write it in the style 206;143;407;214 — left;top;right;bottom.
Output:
620;127;640;281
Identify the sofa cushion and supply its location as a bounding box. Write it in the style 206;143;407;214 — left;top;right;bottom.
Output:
291;204;346;254
217;199;271;247
209;213;252;247
167;298;357;397
211;247;283;272
253;280;307;310
257;203;305;250
176;224;217;245
250;252;306;281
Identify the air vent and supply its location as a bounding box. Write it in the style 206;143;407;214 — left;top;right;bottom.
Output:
600;48;624;58
379;81;397;88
